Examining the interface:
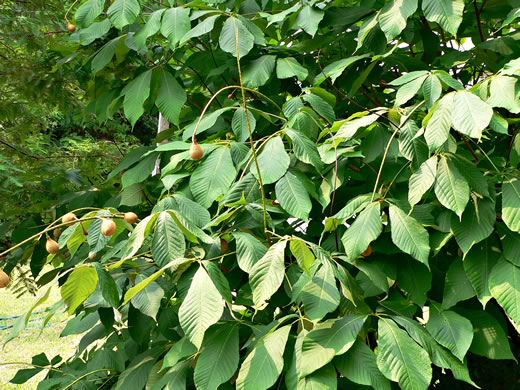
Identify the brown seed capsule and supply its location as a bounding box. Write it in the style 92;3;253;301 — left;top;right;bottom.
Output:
53;228;62;239
361;245;372;257
189;141;203;160
272;200;280;206
220;238;228;253
66;21;76;32
62;212;77;226
46;238;60;254
0;270;9;288
124;212;138;224
88;251;97;260
101;218;117;236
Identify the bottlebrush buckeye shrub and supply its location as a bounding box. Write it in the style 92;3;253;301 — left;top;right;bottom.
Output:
2;0;520;389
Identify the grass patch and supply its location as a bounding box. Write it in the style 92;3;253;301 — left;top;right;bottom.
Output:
0;269;82;389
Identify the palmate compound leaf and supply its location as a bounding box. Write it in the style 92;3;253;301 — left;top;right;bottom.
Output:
299;314;367;377
389;205;430;267
236;325;291;390
341;202;382;260
179;264;224;349
376;318;432;390
249;239;287;307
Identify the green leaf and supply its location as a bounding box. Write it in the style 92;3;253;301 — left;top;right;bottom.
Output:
391;316;477;387
300;314;367;377
242;55;276;87
160;7;191;47
422;74;443;108
161;337;197;370
389;205;430;267
134;9;165;49
286;129;324;170
122;214;158;260
77;18;112;45
152;211;186;267
172;193;211;228
180;15;220;45
131;279;164;319
179;265;224;349
300;261;340;321
332;193;372;220
409;156;437;208
499;224;520;266
155;66;186;126
424;94;454;150
422;0;464;36
122;70;153;127
194;323;239;390
276;58;308;81
315;55;370;85
397;257;432;307
266;3;301;26
426;303;473;361
294;6;324;37
290;238;315;275
249;239;287;307
302;94;335;124
76;0;104;28
236;325;291;390
502;177;520;233
489;258;520;325
232;107;256;142
451;198;495;254
389;71;429;87
395;75;427;106
107;0;141;30
94;264;120;308
301;364;337;390
335;113;379;140
233;232;268;273
334;340;391;390
376;318;432;390
451;91;493;139
461;309;516;361
61;265;98;315
462;238;499;307
434;155;470;218
115;349;161;390
443;258;476;310
251;136;290;185
275;171;312;220
153;361;190;390
190;147;236;208
378;0;418;41
219;16;254;58
341;202;382;261
183;107;233;140
91;37;120;74
487;75;520;113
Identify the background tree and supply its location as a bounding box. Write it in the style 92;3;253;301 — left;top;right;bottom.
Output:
2;0;520;389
